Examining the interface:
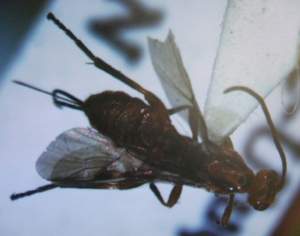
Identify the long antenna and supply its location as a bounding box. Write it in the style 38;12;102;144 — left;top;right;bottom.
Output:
224;86;287;187
10;184;58;201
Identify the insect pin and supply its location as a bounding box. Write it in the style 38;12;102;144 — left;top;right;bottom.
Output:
11;12;287;226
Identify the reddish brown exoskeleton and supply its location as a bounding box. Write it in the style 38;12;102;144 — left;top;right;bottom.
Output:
11;13;287;226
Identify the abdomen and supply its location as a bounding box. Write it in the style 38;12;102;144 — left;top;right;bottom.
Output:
83;91;177;150
83;91;209;183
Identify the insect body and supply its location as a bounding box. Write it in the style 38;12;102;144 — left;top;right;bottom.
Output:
11;12;287;226
61;89;255;194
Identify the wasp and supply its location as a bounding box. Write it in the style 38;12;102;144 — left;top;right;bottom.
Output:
11;12;287;226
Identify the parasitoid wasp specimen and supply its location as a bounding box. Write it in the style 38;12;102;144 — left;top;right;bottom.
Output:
11;12;287;226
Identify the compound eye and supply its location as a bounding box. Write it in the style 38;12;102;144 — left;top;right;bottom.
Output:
248;170;281;211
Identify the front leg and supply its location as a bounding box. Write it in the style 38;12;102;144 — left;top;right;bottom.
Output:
220;194;235;226
149;183;182;207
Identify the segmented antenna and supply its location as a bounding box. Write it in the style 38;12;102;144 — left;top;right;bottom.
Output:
224;86;287;187
10;184;58;200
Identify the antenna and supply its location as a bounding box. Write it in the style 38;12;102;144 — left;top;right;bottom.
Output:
224;86;287;187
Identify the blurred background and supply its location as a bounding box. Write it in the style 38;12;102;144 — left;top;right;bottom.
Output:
1;1;300;235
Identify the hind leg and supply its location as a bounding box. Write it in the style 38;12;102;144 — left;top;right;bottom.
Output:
13;81;83;110
47;13;164;109
149;183;182;207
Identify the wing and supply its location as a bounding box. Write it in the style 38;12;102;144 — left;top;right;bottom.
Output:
148;31;209;140
148;31;194;116
36;128;147;185
36;128;216;189
204;0;300;143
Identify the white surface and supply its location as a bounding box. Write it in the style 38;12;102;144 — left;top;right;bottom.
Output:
204;0;300;143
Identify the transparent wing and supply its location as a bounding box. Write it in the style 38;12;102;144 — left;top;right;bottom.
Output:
36;127;144;181
148;31;194;117
204;0;300;143
148;31;210;140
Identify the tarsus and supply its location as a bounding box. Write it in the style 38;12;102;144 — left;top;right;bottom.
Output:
10;184;58;200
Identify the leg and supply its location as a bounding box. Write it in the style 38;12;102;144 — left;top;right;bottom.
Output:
52;89;83;110
188;106;200;142
13;80;83;111
47;13;211;139
168;105;191;116
10;184;58;201
220;194;235;226
168;101;210;142
167;104;202;142
47;13;161;108
149;183;182;207
190;100;211;142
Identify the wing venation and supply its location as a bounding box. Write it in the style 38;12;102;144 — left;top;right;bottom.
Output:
36;128;143;181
